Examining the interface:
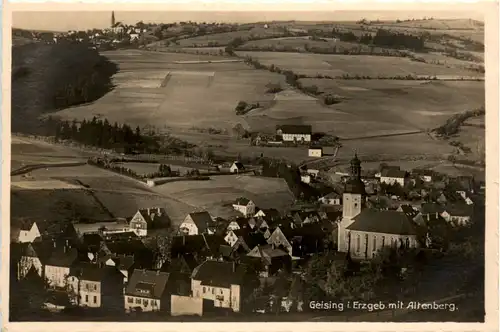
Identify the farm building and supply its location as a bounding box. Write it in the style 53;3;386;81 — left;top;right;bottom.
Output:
230;161;245;173
379;169;408;187
129;208;171;237
276;125;312;143
179;212;215;235
232;198;256;217
308;148;323;158
12;220;41;243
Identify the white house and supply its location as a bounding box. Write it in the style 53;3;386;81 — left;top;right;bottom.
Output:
179;212;214;235
232;198;256;217
124;269;171;313
15;220;41;243
456;190;474;205
224;230;240;247
191;261;242;312
308;148;323;158
45;245;81;289
300;174;311;184
129;208;169;237
276;125;312;143
441;204;474;226
16;242;48;280
318;192;342;206
379;169;407;187
230;161;245;173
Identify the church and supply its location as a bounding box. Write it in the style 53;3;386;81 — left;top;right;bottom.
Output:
337;154;420;260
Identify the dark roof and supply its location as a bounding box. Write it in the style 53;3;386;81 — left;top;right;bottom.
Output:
103;232;139;242
234;197;251;206
445;203;474;217
256;208;281;221
19;220;36;231
105;239;147;256
171;234;225;258
276;125;312;135
112;255;135;271
187;212;213;233
46;246;81;267
346;209;418;235
398;205;419;218
191;260;243;287
421;203;445;215
82;233;103;251
70;263;123;282
239;232;268;249
412;169;434;176
381;169;407;178
137;208;170;225
125;269;170;299
232;162;245;170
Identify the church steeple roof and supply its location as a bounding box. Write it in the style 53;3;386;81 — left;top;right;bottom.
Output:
345;152;365;195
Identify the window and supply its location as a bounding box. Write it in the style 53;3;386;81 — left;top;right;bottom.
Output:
356;235;360;252
382;236;385;247
220;289;223;295
136;298;141;304
373;236;377;251
143;299;149;306
405;238;410;248
203;287;206;293
212;288;215;294
85;295;89;302
127;297;133;303
93;296;97;304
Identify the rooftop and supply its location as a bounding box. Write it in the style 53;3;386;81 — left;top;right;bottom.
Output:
347;209;418;236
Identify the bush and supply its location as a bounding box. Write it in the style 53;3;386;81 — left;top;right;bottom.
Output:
324;94;342;105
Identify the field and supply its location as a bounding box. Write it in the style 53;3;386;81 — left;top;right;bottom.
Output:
236;51;483;79
151;174;294;218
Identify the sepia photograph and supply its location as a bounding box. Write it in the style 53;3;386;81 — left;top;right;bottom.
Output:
3;4;497;328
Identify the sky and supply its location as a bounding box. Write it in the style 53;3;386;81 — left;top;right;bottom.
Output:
12;10;484;32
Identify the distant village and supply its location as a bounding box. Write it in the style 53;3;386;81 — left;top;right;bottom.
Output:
11;148;484;318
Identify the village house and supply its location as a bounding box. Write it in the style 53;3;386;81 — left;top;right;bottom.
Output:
308;147;323;158
191;260;243;312
249;218;270;231
67;263;124;310
232;198;256;217
300;174;311;184
124;269;172;313
45;242;86;289
171;234;225;261
375;165;401;178
226;217;251;232
379;168;408;187
276;125;312;143
230;161;245;174
412;169;434;183
231;231;268;255
318;192;342;206
441;204;474;226
71;219;131;237
254;208;281;222
266;227;294;257
12;220;41;243
180;212;215;235
224;229;242;247
129;207;170;237
245;244;291;277
15;241;53;280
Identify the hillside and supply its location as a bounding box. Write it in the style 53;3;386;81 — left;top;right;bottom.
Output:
11;42;118;134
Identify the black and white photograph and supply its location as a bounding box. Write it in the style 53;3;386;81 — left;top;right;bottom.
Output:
4;3;498;327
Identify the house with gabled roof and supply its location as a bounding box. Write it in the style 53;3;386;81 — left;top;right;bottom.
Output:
191;260;244;312
12;220;41;243
441;203;474;226
230;161;245;174
232;197;256;217
254;208;281;222
67;263;124;309
180;211;214;235
124;269;172;313
276;125;312;143
318;192;342;206
379;168;408;187
129;207;171;237
226;216;252;233
345;209;420;260
15;241;53;280
231;231;268;254
246;244;291;277
45;241;88;289
171;234;225;261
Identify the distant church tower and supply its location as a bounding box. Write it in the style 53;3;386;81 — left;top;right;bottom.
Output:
337;153;366;253
111;11;116;27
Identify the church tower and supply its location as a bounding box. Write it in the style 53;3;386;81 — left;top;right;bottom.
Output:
337;153;366;252
111;11;116;27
